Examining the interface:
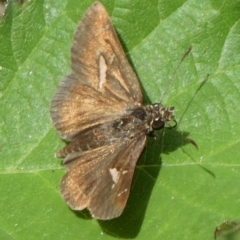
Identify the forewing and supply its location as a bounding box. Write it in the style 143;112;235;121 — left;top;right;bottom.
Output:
89;134;147;219
50;2;143;140
60;134;146;220
51;81;125;141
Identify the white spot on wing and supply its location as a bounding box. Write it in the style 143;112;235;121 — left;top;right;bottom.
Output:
117;188;128;197
98;55;107;90
109;54;115;64
109;168;119;183
99;24;110;34
96;50;100;56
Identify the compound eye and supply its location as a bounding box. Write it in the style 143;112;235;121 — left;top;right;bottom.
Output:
152;119;164;130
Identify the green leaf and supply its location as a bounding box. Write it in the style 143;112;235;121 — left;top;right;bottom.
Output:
1;0;240;239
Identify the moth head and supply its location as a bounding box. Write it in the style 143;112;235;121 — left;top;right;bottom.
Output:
145;104;175;131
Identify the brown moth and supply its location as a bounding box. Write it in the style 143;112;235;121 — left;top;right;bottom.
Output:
50;2;175;220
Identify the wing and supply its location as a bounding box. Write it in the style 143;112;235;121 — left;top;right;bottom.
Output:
50;2;143;141
60;134;146;220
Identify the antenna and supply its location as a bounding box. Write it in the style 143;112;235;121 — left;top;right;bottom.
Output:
160;46;192;103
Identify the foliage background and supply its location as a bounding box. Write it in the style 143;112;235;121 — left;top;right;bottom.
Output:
1;0;240;239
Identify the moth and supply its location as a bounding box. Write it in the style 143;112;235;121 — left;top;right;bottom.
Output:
50;2;175;220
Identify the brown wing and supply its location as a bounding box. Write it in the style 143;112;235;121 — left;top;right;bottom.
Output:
60;134;146;220
50;2;143;141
